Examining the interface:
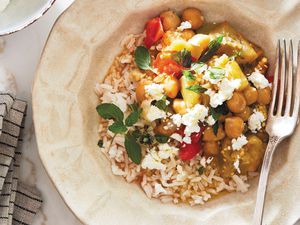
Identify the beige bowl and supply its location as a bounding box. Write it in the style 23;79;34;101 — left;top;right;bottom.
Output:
33;0;300;224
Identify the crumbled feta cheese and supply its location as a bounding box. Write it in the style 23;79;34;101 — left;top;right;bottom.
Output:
205;78;241;108
182;136;191;144
157;143;179;159
182;104;208;136
170;133;182;142
206;115;216;126
141;100;166;122
248;71;271;89
141;149;166;171
231;135;248;151
0;0;10;12
171;114;182;127
233;158;241;174
248;110;266;133
203;68;224;84
177;21;192;31
144;83;165;100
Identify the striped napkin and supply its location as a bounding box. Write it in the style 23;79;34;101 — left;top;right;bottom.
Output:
0;92;42;225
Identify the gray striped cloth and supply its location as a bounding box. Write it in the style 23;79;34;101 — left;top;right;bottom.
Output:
0;93;42;225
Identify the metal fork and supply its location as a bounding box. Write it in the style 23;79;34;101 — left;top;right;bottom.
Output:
253;39;300;225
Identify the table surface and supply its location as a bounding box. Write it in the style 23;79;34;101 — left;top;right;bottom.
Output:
0;1;82;224
0;1;299;225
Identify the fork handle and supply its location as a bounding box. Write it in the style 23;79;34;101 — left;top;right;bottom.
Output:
253;136;281;225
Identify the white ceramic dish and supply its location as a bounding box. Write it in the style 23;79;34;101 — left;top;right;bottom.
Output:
0;0;55;35
33;0;300;224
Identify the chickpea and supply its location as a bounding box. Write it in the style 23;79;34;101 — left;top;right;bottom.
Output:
154;119;177;136
163;76;180;98
256;131;269;142
172;99;187;115
226;92;246;113
136;80;150;103
203;125;225;141
257;87;271;105
160;10;181;31
182;7;204;30
224;117;244;138
181;29;195;40
203;141;219;156
243;86;258;105
200;93;210;107
235;106;252;121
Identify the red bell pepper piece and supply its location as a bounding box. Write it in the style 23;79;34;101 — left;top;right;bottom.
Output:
144;17;164;49
179;142;202;161
153;58;185;78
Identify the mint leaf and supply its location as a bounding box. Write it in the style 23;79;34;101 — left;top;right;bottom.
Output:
125;103;142;126
173;49;192;67
186;84;206;93
154;96;168;111
125;133;142;164
154;134;169;143
134;46;153;71
125;111;140;126
199;35;223;62
96;103;124;122
208;67;226;79
183;70;195;81
108;121;127;134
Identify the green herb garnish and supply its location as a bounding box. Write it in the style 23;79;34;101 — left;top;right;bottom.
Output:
173;49;192;67
212;123;219;136
134;46;156;73
198;166;205;175
108;121;127;134
208;67;226;80
199;35;224;62
154;134;169;143
96;103;124;122
190;62;205;74
96;102;143;164
186;84;207;93
97;140;104;148
125;103;142;126
183;70;195;81
154;96;168;111
210;104;229;135
125;133;142;164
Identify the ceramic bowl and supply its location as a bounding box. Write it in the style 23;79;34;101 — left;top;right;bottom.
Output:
33;0;300;224
0;0;55;35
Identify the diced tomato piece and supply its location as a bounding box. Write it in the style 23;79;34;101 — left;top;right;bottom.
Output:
179;142;202;161
153;58;185;78
144;17;164;49
190;126;205;144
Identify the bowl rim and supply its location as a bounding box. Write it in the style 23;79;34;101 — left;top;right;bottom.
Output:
0;0;56;36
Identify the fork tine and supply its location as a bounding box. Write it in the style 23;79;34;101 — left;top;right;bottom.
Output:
284;40;293;116
292;40;300;117
276;39;287;116
270;40;281;116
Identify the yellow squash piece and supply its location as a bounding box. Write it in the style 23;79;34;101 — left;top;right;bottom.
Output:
180;75;201;108
226;60;249;91
209;22;258;64
166;39;192;52
187;34;210;59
